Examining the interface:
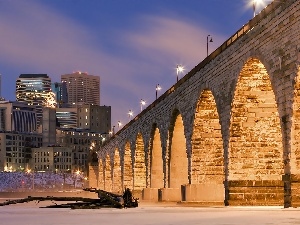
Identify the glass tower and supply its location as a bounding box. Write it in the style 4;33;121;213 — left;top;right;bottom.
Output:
16;74;52;127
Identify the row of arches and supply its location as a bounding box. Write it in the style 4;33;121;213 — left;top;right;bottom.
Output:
96;57;296;205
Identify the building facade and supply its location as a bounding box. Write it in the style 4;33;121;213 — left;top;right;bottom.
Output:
0;132;42;172
77;104;111;133
16;74;52;127
56;107;77;129
0;101;37;132
56;129;107;173
42;107;56;147
31;146;72;172
61;71;100;107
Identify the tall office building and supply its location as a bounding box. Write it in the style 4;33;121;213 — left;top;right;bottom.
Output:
61;71;100;107
16;74;52;127
51;82;68;108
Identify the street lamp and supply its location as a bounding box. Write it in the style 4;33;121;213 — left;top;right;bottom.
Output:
176;65;184;82
27;169;34;190
74;170;81;188
117;121;122;130
156;84;161;100
128;110;133;121
140;99;146;112
207;35;213;56
252;0;265;18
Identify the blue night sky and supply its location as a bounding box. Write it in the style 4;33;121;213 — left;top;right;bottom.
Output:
0;0;272;128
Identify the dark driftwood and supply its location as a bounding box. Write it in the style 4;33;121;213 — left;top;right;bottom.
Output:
0;188;138;209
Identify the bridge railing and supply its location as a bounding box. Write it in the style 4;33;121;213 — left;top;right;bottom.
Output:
107;0;285;143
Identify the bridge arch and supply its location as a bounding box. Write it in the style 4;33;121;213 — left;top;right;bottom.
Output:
105;154;112;191
149;123;164;188
113;148;122;193
168;109;188;188
134;132;146;190
229;57;283;204
123;141;133;189
99;158;104;189
291;68;300;174
191;89;224;184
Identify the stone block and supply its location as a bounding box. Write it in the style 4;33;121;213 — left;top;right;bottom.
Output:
158;188;181;202
142;188;159;201
181;183;224;202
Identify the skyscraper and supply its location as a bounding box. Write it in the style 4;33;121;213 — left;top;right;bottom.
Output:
51;82;68;108
16;74;53;127
61;71;100;106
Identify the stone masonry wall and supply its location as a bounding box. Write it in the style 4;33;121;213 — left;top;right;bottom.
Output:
99;0;300;206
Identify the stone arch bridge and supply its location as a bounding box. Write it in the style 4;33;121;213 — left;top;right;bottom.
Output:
89;0;300;207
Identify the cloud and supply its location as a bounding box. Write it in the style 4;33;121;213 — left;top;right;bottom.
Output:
0;1;227;127
125;16;226;71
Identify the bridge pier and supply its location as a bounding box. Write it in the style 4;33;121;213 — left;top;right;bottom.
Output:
142;188;159;201
283;174;300;208
180;184;224;205
158;188;181;202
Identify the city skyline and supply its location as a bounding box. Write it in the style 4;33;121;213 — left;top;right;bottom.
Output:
0;0;272;128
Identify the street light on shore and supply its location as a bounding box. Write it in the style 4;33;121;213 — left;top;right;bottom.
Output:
27;169;34;190
176;65;184;82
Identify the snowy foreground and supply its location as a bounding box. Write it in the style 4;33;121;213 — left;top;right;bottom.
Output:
1;200;300;225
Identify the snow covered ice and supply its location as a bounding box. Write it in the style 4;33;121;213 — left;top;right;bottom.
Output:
1;201;300;225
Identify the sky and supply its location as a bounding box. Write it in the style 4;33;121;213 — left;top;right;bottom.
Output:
0;0;273;128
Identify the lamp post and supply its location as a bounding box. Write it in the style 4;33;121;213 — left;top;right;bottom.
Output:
74;170;80;188
176;65;184;82
155;84;161;100
128;110;133;121
252;0;265;18
140;99;146;112
27;169;34;190
207;35;213;56
117;121;122;130
112;125;115;135
253;0;256;17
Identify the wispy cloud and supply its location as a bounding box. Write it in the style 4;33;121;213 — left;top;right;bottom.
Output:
0;1;227;126
125;16;226;70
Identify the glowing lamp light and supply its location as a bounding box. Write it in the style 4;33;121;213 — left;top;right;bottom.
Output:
140;99;146;111
128;110;133;118
176;65;184;82
252;0;266;17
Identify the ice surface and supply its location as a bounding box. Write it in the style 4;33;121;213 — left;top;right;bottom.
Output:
1;201;300;225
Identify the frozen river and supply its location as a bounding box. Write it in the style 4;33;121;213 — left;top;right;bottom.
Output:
1;200;300;225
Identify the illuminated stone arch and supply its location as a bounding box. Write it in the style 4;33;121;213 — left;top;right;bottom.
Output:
150;124;164;188
99;158;104;189
134;132;146;190
113;148;122;193
123;141;133;189
168;109;188;188
229;57;283;181
105;154;112;192
291;69;300;174
191;89;224;184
